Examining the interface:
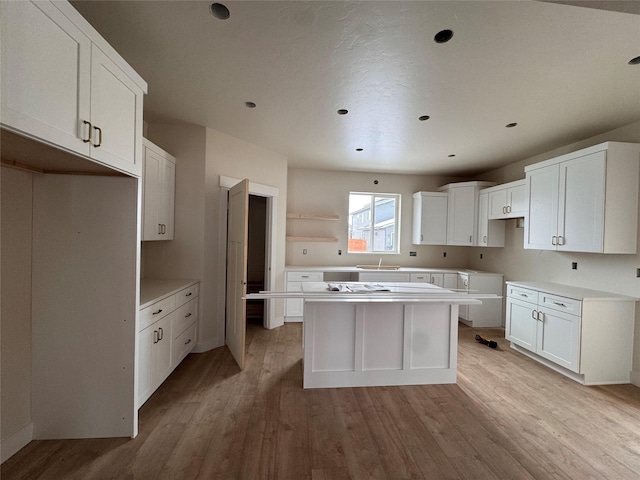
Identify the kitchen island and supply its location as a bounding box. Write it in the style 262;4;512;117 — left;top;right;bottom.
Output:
249;282;488;388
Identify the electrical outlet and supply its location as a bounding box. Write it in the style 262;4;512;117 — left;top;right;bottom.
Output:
572;262;577;270
480;253;483;259
338;249;342;255
443;252;447;258
409;251;417;257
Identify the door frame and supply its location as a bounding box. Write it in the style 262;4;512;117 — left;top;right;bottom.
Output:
219;175;278;330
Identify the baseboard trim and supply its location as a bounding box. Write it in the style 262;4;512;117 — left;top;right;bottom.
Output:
1;423;33;464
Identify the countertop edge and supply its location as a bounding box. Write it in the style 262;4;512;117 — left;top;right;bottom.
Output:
140;278;199;308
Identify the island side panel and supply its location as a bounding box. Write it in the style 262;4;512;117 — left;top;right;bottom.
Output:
303;301;458;388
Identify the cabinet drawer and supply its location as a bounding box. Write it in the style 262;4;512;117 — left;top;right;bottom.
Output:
173;298;198;337
287;271;323;282
539;292;581;316
173;322;197;366
507;285;538;304
139;295;175;331
410;273;430;282
175;283;199;308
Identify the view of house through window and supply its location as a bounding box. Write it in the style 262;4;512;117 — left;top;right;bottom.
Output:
348;192;400;253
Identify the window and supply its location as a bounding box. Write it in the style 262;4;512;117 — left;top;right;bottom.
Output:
348;192;400;254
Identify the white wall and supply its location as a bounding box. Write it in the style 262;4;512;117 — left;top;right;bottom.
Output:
1;168;33;456
286;168;470;268
468;120;640;383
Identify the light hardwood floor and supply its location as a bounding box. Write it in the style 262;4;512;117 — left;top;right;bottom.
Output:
3;320;640;479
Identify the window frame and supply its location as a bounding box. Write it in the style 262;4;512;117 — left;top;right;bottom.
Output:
347;191;401;254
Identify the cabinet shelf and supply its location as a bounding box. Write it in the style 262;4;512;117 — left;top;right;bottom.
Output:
287;213;339;221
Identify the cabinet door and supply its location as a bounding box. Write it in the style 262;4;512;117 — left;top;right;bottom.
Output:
536;307;581;372
447;186;476;245
525;165;559;250
0;0;91;156
457;274;469;319
412;193;447;245
507;183;527;217
154;313;174;385
137;324;155;408
160;159;176;239
142;147;162;240
285;282;304;317
487;189;508;219
443;274;458;290
557;151;605;253
505;297;537;351
478;192;490;244
90;45;143;176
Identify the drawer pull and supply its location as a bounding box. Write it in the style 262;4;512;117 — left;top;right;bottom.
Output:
184;338;192;345
517;293;528;297
153;330;159;344
531;310;538;320
152;309;163;315
301;275;310;278
552;301;567;307
186;292;193;297
185;313;192;318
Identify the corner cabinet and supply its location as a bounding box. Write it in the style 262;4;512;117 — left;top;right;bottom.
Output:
505;282;636;385
0;0;147;177
484;180;527;219
524;142;640;253
412;192;448;245
138;281;199;408
438;181;495;246
142;139;176;241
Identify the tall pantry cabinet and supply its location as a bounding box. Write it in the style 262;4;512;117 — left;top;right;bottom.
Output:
1;0;147;460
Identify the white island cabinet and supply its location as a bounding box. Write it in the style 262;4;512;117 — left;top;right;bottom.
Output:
505;281;636;385
524;142;640;253
0;0;147;177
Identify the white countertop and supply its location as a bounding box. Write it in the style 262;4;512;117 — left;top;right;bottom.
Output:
507;281;638;302
140;278;199;308
285;266;500;275
247;281;490;304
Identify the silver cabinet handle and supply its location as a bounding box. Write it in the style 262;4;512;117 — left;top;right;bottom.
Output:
552;301;566;307
185;312;192;318
158;224;162;235
82;120;92;143
469;235;472;242
518;293;528;297
503;206;507;214
184;338;192;345
531;310;537;320
153;330;159;344
537;311;544;322
186;292;192;297
507;205;511;213
152;309;163;315
158;327;164;341
558;236;564;245
93;126;102;147
552;236;558;245
421;234;424;241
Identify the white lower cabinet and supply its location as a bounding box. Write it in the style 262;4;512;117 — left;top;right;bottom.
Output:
285;271;323;322
505;282;636;385
410;272;457;288
138;281;199;407
457;272;504;327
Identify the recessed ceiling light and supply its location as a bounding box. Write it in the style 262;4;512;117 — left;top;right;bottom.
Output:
356;148;364;152
506;122;518;128
245;101;256;108
448;154;456;158
337;109;349;115
434;29;453;44
418;115;430;121
629;56;640;65
210;3;230;20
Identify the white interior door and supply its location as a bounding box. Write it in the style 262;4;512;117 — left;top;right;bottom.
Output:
226;179;249;369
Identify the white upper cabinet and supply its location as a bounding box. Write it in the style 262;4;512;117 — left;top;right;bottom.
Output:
412;192;448;245
524;142;640;254
142;139;176;241
485;180;527;219
439;181;494;246
478;191;505;247
0;0;147;177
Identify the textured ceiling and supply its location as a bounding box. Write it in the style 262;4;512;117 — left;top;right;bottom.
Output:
71;1;640;175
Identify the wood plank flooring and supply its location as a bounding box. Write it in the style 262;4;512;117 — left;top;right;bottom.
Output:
3;320;640;479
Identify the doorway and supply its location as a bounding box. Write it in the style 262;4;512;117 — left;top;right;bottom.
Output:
246;194;268;326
